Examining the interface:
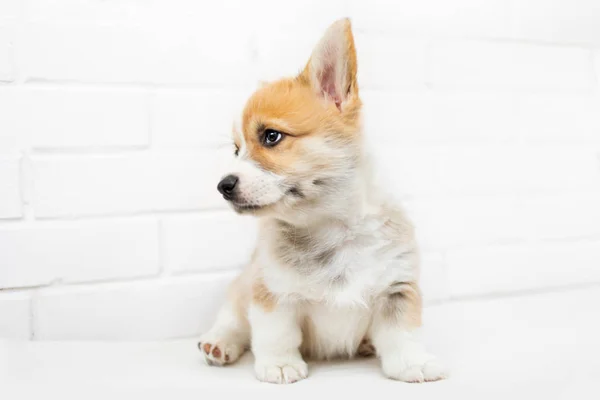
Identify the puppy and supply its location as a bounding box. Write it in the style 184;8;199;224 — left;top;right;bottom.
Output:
199;18;447;384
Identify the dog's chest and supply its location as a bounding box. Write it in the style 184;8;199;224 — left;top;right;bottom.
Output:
266;217;400;302
260;214;416;360
268;235;389;303
299;300;371;360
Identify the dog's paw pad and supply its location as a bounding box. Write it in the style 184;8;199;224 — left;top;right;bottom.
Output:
255;360;308;384
197;339;241;366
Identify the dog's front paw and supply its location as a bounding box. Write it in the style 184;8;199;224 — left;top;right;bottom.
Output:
254;358;308;384
382;346;448;383
198;335;244;366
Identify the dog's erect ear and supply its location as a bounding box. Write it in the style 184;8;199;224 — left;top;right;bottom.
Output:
299;18;358;110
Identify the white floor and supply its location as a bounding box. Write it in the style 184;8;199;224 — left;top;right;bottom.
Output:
2;286;599;400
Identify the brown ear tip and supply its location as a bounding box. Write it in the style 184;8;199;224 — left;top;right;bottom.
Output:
325;17;351;31
333;17;352;28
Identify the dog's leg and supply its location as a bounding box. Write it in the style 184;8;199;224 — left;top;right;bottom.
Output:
369;281;448;382
249;288;307;384
198;300;250;366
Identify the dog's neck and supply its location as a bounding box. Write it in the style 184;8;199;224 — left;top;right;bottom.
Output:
271;157;380;235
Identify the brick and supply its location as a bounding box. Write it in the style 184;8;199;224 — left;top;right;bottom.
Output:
1;87;149;151
516;94;600;143
429;92;519;143
25;0;150;22
370;145;442;197
0;22;15;82
23;22;156;84
25;88;150;148
0;157;21;218
350;0;512;39
248;0;349;32
23;1;344;85
512;0;600;46
354;33;428;90
518;191;600;241
406;191;600;251
361;91;435;145
446;241;600;297
32;151;231;217
33;273;237;340
255;30;427;87
0;88;23;154
0;292;30;339
164;211;257;273
0;0;19;18
405;195;523;251
24;20;256;85
430;41;594;91
0;219;159;288
252;0;350;80
255;28;325;82
436;145;600;195
593;51;600;92
362;91;518;144
370;144;600;198
27;0;347;31
250;0;357;82
25;0;242;24
152;89;251;148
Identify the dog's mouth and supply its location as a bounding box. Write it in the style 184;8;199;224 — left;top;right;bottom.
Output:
227;183;305;214
231;202;268;213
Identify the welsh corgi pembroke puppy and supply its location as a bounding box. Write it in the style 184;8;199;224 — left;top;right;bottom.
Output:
199;18;447;384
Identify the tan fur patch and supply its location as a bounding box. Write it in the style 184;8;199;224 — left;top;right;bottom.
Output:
382;282;423;328
238;19;362;176
252;278;277;312
241;80;359;174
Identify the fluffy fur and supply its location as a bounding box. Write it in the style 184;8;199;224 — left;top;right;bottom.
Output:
199;18;447;384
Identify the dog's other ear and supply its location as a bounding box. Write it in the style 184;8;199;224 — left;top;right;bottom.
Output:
299;18;358;110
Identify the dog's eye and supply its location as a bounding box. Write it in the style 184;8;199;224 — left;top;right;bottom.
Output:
234;145;239;156
263;129;283;147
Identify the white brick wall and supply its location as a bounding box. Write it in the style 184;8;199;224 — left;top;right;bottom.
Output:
0;157;21;218
0;219;160;288
163;212;257;274
429;41;595;91
446;240;600;297
27;88;150;149
0;21;16;82
33;273;236;340
1;1;600;340
31;152;228;218
0;292;30;339
152;89;252;149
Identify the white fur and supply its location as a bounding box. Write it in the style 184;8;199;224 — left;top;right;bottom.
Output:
307;20;352;105
226;156;285;207
370;321;444;382
225;116;288;208
199;197;447;383
200;18;447;385
249;304;308;384
198;302;248;366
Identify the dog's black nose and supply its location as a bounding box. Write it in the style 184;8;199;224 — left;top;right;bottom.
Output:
217;175;239;199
